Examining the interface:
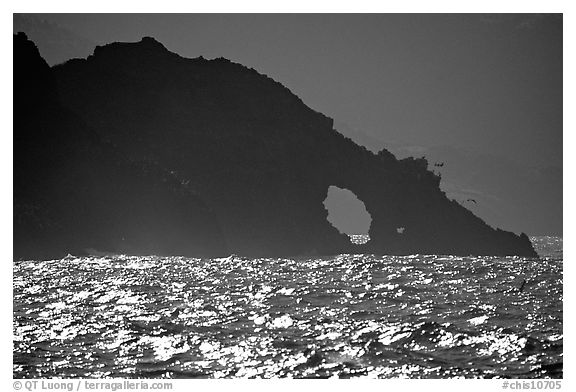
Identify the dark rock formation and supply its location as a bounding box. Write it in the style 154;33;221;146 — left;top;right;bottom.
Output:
15;35;538;258
14;33;228;260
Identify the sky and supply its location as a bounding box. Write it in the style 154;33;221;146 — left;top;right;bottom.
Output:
26;13;562;169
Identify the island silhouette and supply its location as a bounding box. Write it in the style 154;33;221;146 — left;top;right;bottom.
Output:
13;33;537;259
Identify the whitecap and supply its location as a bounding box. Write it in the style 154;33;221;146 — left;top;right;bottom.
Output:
468;315;489;326
270;314;294;329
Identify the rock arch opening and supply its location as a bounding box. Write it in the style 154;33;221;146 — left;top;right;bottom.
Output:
323;186;372;244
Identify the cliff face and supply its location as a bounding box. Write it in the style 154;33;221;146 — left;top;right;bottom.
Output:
14;33;228;260
18;35;537;258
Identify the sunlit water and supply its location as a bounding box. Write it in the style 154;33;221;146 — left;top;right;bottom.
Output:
13;236;562;378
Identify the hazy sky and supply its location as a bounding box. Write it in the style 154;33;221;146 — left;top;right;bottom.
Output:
27;13;562;169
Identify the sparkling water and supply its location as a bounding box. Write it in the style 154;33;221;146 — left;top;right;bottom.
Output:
13;237;562;378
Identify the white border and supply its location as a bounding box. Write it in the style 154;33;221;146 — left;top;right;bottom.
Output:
3;1;572;390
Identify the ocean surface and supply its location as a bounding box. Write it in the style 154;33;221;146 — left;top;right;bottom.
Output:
13;236;562;379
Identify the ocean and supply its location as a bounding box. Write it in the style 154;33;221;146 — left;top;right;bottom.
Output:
13;236;562;378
